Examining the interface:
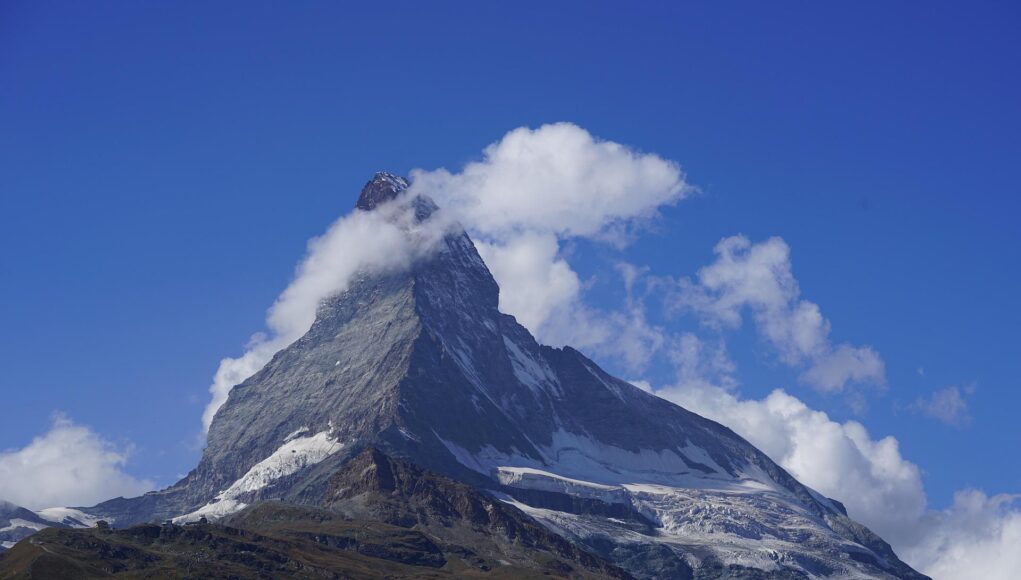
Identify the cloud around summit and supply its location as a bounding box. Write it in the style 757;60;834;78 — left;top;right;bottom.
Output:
202;201;446;431
409;122;689;361
202;122;692;429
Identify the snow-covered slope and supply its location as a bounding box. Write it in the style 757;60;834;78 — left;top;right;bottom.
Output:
35;507;105;528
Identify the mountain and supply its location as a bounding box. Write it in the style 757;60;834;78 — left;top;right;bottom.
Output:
8;173;928;578
0;501;55;552
1;501;108;554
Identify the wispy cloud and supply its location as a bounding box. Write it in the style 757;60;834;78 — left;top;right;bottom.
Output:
911;384;975;427
671;235;885;393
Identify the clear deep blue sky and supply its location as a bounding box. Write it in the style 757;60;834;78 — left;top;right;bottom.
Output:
1;1;1018;507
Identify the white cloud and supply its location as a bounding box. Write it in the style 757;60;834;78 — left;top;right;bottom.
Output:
409;122;691;240
628;379;654;393
911;384;974;427
472;233;620;358
202;198;445;430
667;332;737;392
800;343;886;393
604;305;667;371
474;233;582;336
653;376;1019;579
673;235;885;392
903;489;1021;580
0;414;152;510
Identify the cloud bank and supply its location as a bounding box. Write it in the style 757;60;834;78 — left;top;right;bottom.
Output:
911;384;974;427
651;337;1016;578
0;414;152;510
617;245;1014;578
658;381;927;546
907;489;1021;579
410;123;690;240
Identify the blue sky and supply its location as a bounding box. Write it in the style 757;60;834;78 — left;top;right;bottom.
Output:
1;0;1019;565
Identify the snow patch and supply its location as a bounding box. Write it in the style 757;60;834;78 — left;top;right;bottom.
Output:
441;428;771;493
36;507;105;528
496;467;630;504
0;518;47;533
221;430;342;497
436;433;536;476
175;498;247;523
503;335;561;396
174;430;342;523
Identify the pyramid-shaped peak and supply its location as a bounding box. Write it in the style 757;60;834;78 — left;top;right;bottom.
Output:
356;171;409;211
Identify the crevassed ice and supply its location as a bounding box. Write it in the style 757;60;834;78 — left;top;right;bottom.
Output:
440;428;750;489
466;431;878;577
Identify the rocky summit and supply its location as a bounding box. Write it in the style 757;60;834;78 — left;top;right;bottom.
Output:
1;173;929;579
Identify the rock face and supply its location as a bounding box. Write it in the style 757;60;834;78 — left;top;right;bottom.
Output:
54;173;925;578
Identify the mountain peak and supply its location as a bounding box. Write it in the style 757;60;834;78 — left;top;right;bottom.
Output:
66;172;927;579
356;171;409;211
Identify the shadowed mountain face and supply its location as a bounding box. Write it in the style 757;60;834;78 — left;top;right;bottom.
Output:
31;173;926;579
